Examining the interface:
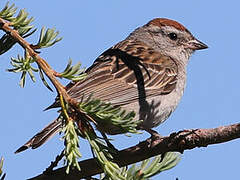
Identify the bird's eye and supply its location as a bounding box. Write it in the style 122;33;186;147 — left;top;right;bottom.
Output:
168;33;178;40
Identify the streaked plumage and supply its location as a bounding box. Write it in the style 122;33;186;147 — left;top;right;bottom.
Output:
15;18;208;153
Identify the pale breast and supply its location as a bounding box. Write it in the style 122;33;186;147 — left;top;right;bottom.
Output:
122;67;186;130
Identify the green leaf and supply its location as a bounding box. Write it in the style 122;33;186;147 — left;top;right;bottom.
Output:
84;131;126;180
0;2;17;21
0;3;35;55
0;157;3;176
59;58;87;81
38;66;53;92
79;98;141;134
63;120;81;173
7;55;39;87
36;27;62;48
38;26;46;45
19;71;26;87
0;34;16;55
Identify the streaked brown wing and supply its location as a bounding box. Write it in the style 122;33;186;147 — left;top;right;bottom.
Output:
67;40;178;106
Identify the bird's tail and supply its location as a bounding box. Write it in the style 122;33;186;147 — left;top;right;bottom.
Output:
15;118;63;153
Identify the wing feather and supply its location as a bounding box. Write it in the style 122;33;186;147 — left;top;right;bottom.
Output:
67;40;178;106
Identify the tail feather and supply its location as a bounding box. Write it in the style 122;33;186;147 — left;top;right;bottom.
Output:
15;118;63;153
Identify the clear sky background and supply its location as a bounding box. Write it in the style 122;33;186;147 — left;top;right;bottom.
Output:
0;1;239;179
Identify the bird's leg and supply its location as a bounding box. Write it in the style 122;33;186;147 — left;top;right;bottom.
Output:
145;128;162;139
144;128;162;147
145;129;169;161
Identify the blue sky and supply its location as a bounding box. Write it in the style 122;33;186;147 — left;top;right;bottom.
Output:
0;1;240;179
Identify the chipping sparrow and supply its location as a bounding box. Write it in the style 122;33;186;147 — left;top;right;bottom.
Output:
16;18;208;153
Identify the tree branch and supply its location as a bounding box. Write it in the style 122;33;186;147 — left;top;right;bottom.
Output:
28;122;240;180
0;17;80;110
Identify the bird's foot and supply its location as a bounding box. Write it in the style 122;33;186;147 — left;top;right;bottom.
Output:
145;128;162;147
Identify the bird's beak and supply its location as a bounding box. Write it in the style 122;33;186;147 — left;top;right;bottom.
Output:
185;38;208;50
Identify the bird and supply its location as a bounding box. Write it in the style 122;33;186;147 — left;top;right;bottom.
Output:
15;18;208;153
